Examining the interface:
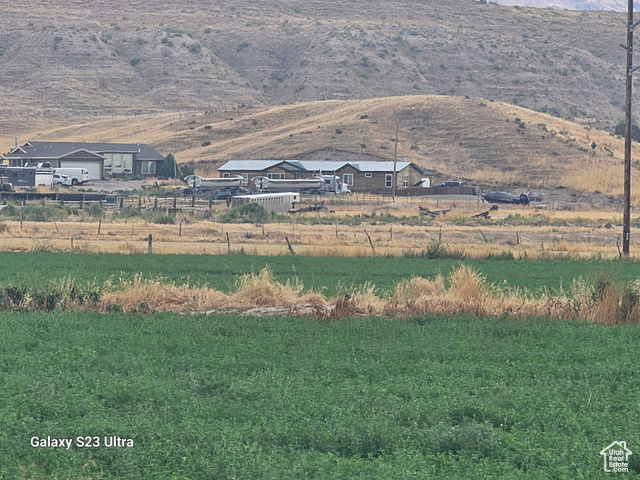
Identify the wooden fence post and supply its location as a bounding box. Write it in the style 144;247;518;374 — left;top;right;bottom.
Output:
285;236;296;255
97;219;102;235
148;234;153;254
226;232;231;255
364;229;375;255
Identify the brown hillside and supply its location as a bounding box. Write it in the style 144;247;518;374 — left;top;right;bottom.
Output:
0;0;631;122
6;95;639;199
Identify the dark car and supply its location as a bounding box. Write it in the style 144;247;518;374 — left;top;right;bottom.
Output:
434;180;480;195
436;180;464;187
481;192;529;205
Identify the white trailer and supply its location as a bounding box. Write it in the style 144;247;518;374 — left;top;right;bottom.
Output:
35;170;53;187
231;192;300;213
54;168;90;185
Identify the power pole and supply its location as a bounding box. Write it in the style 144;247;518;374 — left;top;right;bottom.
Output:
623;0;636;255
393;120;398;201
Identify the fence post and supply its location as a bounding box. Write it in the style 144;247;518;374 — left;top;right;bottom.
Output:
364;229;375;255
148;234;153;254
285;236;296;255
226;232;231;255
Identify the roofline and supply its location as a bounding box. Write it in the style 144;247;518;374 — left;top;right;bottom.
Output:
218;160;435;174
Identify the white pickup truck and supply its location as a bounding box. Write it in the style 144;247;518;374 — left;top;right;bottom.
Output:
53;168;89;185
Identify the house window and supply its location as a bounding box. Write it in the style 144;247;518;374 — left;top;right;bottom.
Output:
365;173;372;178
113;153;123;173
268;173;285;179
343;173;354;186
123;154;133;174
103;152;133;174
103;153;112;175
385;174;393;188
222;173;230;178
402;174;409;188
141;161;156;175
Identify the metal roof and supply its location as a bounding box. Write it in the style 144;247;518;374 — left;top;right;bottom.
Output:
218;160;306;171
219;159;435;175
4;142;164;161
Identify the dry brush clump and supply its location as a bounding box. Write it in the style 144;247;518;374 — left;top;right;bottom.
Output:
98;275;234;314
389;266;640;325
98;266;326;314
2;265;639;324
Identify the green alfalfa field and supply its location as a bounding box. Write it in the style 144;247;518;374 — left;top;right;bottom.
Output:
1;252;640;479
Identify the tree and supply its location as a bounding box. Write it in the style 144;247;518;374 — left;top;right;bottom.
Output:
615;120;640;143
158;153;177;178
179;162;195;178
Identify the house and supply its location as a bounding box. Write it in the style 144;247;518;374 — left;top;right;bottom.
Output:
218;160;308;186
3;141;165;180
218;159;435;193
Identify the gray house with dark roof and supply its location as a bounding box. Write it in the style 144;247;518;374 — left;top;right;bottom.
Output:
3;141;165;179
218;159;435;192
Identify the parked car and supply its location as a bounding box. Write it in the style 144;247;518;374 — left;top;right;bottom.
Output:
53;173;72;186
436;180;464;187
435;180;480;195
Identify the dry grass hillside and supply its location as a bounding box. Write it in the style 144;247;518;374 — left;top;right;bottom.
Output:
5;95;639;199
495;0;626;10
0;0;632;122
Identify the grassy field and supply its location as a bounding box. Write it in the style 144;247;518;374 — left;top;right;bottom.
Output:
0;251;638;298
1;312;638;479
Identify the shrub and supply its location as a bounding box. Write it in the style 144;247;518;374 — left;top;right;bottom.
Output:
85;202;104;219
220;202;267;223
154;215;175;225
130;58;140;66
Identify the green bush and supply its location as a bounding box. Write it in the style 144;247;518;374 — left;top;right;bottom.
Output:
85;202;105;219
220;202;267;223
153;215;175;225
19;205;73;222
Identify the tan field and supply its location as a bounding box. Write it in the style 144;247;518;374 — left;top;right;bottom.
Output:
2;194;633;259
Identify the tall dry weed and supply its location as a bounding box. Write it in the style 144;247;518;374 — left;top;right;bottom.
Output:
231;266;325;308
99;275;233;313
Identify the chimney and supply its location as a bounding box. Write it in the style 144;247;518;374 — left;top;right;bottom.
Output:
14;137;17;149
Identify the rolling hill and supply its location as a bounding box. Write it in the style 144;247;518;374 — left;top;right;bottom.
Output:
494;0;629;11
0;0;632;122
7;95;639;200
